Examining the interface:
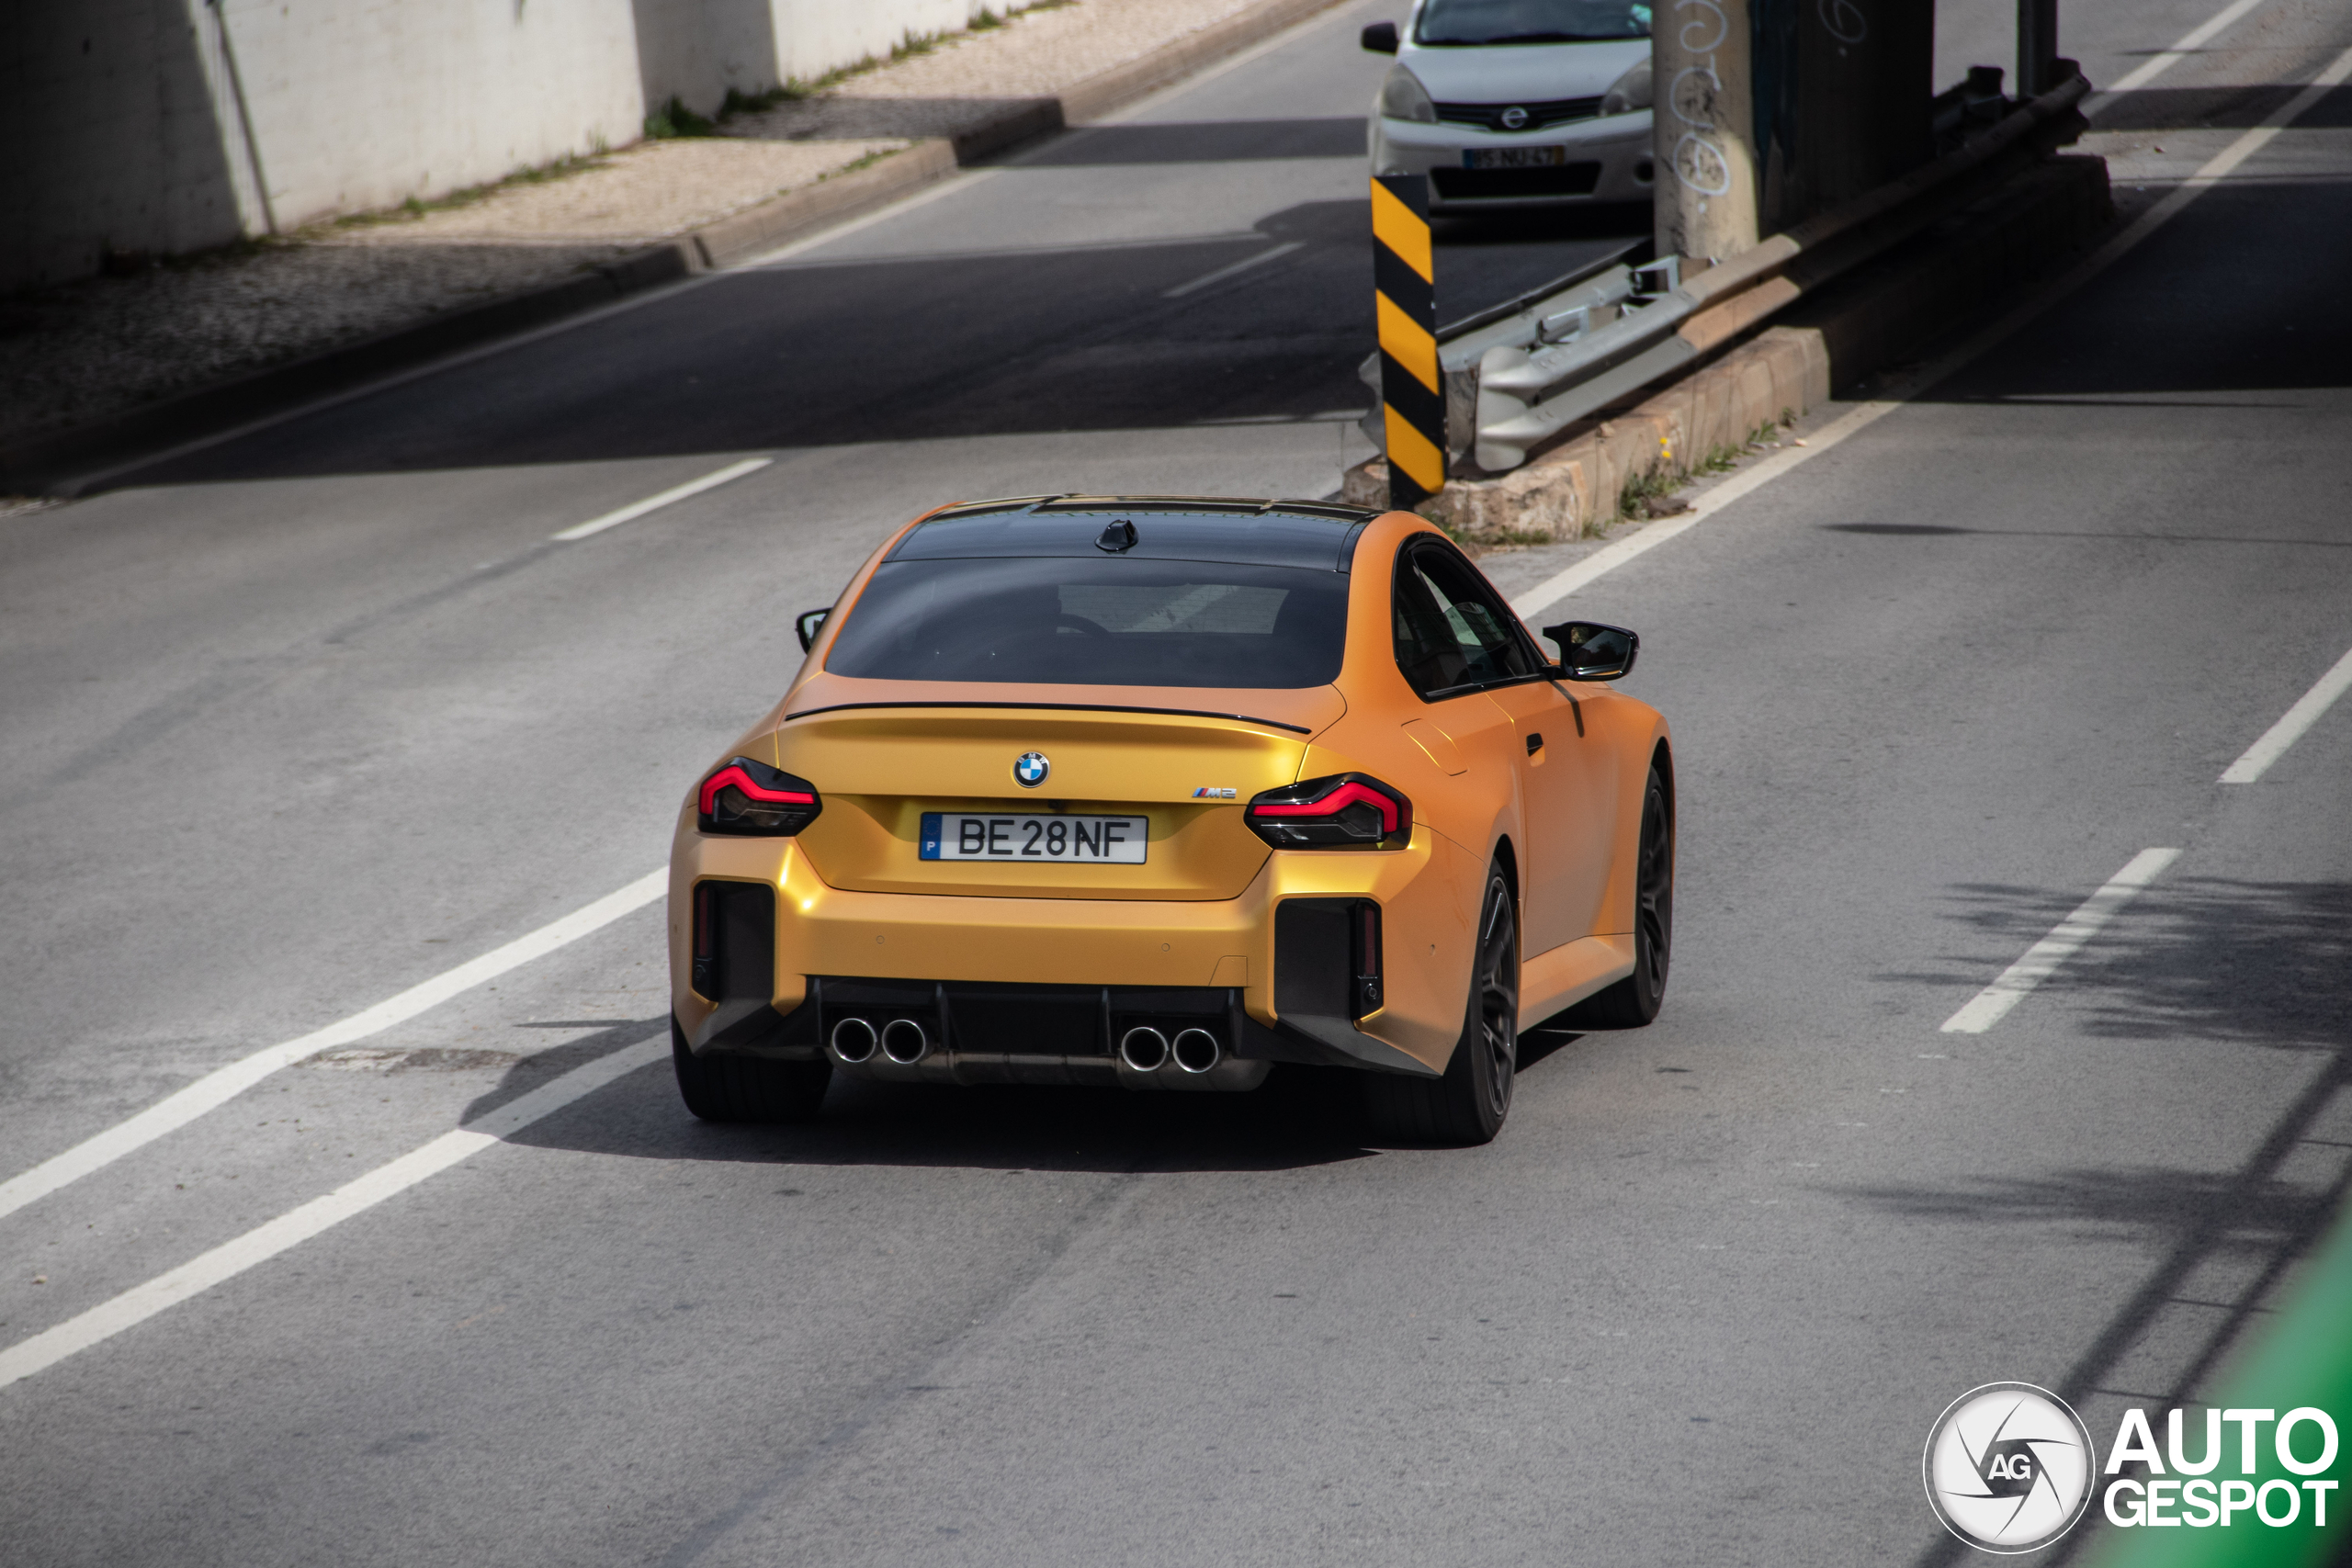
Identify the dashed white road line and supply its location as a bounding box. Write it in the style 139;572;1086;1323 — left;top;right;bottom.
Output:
1512;34;2352;627
17;0;2325;1275
0;871;666;1224
549;457;772;542
1939;849;2182;1034
2097;0;2272;99
0;1037;669;1392
1163;242;1304;299
2219;643;2352;783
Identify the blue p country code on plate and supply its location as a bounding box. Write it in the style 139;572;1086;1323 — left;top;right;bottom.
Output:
920;812;1149;863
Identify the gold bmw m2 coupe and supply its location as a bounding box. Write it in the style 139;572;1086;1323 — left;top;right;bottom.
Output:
669;496;1672;1143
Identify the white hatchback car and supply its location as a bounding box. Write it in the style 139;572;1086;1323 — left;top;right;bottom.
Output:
1363;0;1655;214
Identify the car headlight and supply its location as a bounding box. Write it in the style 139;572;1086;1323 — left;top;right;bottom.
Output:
1600;56;1652;116
1377;64;1437;124
697;756;822;836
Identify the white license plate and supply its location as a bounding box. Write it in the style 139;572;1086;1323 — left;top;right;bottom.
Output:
1465;146;1566;169
920;812;1148;863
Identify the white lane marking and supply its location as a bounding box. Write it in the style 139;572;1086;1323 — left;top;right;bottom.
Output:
1510;400;1900;620
1939;849;2181;1034
0;871;667;1223
1509;36;2352;626
0;1038;668;1391
549;457;771;542
2098;0;2271;99
1163;242;1304;299
2219;643;2352;782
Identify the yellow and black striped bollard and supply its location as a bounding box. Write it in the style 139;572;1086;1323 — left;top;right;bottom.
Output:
1371;174;1443;512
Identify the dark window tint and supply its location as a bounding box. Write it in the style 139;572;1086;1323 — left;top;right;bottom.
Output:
1418;0;1651;45
824;558;1350;689
1393;545;1541;696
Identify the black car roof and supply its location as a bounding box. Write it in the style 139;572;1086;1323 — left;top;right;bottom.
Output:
886;495;1379;571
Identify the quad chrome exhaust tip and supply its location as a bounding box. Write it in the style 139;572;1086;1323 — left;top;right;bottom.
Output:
1170;1028;1221;1074
1119;1024;1222;1074
880;1018;931;1066
829;1017;878;1065
1118;1026;1170;1072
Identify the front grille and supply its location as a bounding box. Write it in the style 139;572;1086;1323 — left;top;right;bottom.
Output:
1433;96;1603;132
1430;163;1603;201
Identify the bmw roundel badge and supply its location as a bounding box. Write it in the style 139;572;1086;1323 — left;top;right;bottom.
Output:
1014;751;1050;787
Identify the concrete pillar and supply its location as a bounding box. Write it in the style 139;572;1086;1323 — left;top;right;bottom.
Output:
1751;0;1935;231
1654;0;1761;265
2018;0;2060;96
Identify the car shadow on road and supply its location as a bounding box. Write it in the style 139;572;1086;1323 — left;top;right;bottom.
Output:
474;1014;1596;1174
1865;875;2352;1568
506;1058;1383;1173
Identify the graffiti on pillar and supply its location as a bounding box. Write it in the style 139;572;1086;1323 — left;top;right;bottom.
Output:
1666;0;1735;196
1817;0;1866;45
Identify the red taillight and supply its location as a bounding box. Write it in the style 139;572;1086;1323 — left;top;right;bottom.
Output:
697;757;821;836
1245;774;1411;850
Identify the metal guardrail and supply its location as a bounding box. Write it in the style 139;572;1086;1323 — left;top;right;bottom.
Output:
1363;67;2092;478
1355;239;1645;461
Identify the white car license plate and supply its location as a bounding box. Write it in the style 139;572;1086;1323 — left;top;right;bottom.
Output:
920;812;1148;863
1465;146;1566;169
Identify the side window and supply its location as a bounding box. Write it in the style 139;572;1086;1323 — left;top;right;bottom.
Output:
1392;544;1540;697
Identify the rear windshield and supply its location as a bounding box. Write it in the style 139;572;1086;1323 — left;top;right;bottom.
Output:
823;558;1350;688
1417;0;1651;46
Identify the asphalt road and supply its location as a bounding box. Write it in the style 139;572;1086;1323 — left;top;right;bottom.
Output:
4;1;2350;1564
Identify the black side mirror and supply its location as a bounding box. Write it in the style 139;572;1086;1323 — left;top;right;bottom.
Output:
1361;20;1399;52
1544;620;1639;681
795;608;831;653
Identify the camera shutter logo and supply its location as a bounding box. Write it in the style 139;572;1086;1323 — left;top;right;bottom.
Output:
1923;1382;2098;1553
1013;751;1050;787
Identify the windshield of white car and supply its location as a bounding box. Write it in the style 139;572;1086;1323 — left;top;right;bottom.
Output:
823;558;1350;689
1416;0;1651;46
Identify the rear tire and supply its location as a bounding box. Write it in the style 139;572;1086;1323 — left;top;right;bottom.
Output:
1363;867;1518;1145
1576;765;1672;1028
672;1018;831;1122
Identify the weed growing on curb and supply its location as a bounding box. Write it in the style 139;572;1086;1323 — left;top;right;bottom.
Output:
331;150;613;229
1607;410;1800;524
1614;461;1692;524
720;86;795;118
820;149;902;181
753;1;1076;105
891;28;945;62
643;96;718;139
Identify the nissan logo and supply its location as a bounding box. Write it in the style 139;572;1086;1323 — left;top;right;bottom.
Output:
1499;105;1529;130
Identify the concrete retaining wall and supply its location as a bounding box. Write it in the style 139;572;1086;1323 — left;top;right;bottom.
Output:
1344;154;2113;538
0;0;1039;292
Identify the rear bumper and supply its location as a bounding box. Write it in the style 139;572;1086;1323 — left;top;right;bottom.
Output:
670;818;1479;1078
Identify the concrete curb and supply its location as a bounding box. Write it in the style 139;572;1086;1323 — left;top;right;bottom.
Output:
1341;154;2114;538
3;0;1349;495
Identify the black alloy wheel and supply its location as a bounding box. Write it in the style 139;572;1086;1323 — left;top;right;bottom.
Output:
1363;867;1519;1145
1577;765;1672;1028
672;1018;831;1122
